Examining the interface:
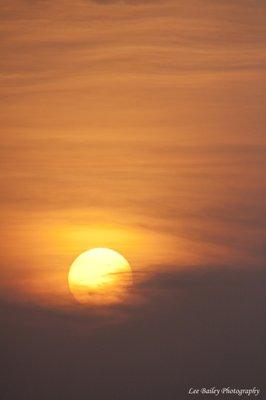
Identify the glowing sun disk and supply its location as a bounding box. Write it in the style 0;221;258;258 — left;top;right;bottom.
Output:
68;247;132;305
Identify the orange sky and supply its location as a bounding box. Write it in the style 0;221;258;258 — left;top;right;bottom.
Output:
0;0;265;308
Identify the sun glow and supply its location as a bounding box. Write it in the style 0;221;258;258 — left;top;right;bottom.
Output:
68;247;132;305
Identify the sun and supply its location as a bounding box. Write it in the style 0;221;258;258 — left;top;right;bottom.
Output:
68;247;132;305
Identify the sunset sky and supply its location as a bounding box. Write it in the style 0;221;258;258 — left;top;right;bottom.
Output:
1;1;266;399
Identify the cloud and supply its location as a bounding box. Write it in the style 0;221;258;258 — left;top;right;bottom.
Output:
90;0;156;4
1;264;266;399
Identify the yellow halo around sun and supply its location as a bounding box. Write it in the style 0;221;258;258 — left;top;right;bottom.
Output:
68;247;132;305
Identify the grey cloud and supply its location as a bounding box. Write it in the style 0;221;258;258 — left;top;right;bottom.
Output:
1;264;266;399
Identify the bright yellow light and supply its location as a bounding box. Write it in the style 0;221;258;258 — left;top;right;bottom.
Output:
68;247;132;305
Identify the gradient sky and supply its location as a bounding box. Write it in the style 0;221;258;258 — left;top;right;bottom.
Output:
1;1;266;398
